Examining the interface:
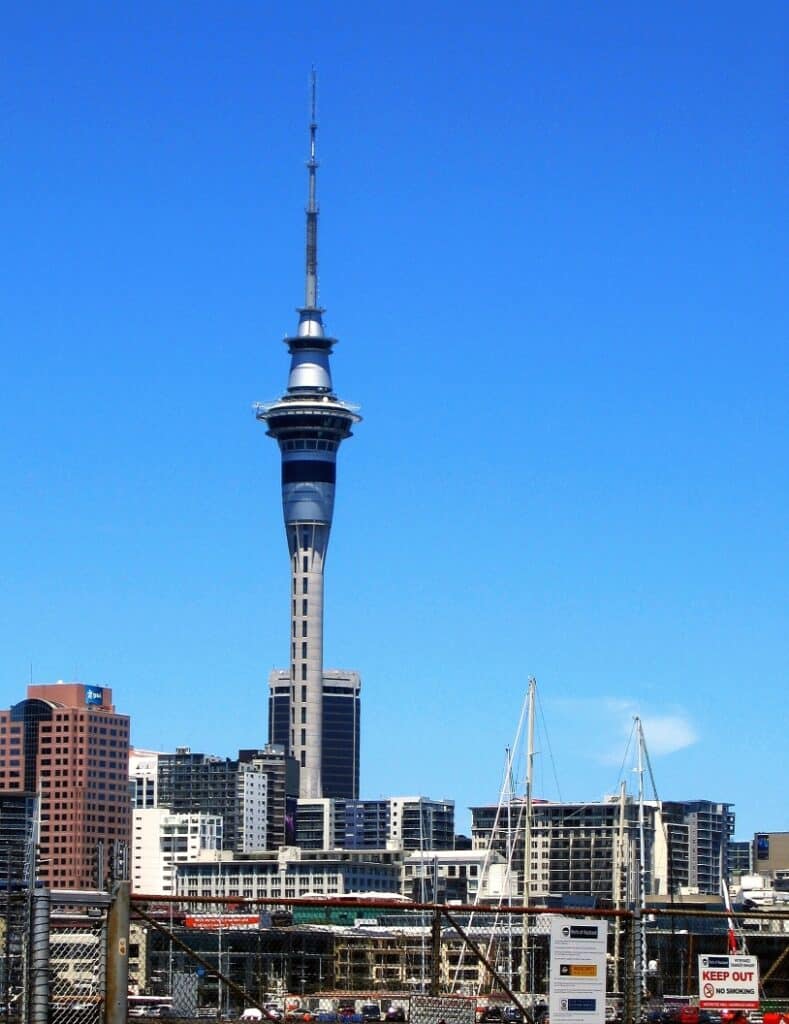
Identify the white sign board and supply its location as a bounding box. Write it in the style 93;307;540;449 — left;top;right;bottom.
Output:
549;917;608;1024
698;955;760;1009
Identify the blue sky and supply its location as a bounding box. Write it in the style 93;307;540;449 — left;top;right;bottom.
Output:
1;3;786;839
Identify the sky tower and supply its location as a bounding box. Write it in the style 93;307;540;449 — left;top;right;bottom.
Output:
255;76;361;800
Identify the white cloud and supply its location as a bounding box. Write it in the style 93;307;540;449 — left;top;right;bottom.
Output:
639;713;699;755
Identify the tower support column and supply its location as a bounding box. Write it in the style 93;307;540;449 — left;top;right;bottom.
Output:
289;525;327;798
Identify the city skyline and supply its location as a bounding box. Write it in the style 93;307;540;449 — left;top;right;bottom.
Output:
1;5;786;840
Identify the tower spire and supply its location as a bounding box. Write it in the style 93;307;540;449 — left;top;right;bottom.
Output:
302;68;321;322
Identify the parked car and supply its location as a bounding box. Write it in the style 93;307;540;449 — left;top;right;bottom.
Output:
385;1008;406;1022
361;1004;382;1022
480;1009;504;1023
503;1009;524;1023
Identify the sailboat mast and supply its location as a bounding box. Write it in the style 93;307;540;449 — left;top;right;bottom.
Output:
613;781;626;995
520;677;536;995
634;718;648;1019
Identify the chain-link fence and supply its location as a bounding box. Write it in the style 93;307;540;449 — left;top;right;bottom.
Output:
126;896;789;1022
410;993;476;1024
8;890;786;1024
48;892;111;1024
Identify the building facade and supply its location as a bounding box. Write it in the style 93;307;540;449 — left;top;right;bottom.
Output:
0;682;131;890
154;748;270;855
0;791;37;884
268;670;360;799
129;749;160;809
752;831;789;876
255;79;361;799
471;796;736;903
239;746;300;850
295;796;455;852
471;796;659;903
660;799;735;895
131;807;222;895
402;848;515;903
175;847;402;900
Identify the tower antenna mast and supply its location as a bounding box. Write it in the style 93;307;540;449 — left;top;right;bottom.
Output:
305;68;320;312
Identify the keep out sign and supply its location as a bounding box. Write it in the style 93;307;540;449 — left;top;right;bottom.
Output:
698;955;760;1009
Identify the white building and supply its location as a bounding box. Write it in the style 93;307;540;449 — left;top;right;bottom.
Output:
129;748;161;809
175;846;402;900
238;768;268;853
132;807;222;895
403;848;516;903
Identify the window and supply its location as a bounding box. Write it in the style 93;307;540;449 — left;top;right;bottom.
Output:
301;686;307;702
301;642;307;659
301;708;306;724
301;664;307;681
302;578;308;594
302;621;307;637
301;729;306;745
302;599;308;615
303;556;308;572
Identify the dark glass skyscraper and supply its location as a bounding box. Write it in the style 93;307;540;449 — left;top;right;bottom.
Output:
268;669;360;800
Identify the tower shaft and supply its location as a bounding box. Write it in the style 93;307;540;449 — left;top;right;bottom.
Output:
288;524;327;798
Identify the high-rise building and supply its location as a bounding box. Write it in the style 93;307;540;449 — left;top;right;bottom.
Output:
268;669;360;799
239;745;301;849
660;799;735;895
471;796;660;902
471;796;735;902
155;748;268;854
255;77;361;800
0;682;131;890
295;796;456;852
0;792;36;882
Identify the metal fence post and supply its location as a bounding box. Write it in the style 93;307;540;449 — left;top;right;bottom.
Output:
430;909;442;996
105;881;129;1024
623;913;635;1024
29;887;50;1024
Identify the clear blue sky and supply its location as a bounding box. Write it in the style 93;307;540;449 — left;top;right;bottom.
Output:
1;3;786;840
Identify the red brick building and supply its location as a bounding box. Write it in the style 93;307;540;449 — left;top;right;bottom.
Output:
0;682;131;889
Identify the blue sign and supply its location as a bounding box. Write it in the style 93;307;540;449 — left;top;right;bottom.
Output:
85;687;104;706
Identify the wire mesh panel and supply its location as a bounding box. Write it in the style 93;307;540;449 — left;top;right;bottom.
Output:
410;994;476;1024
49;913;106;1024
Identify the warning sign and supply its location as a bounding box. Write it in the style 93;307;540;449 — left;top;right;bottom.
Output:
698;955;759;1009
